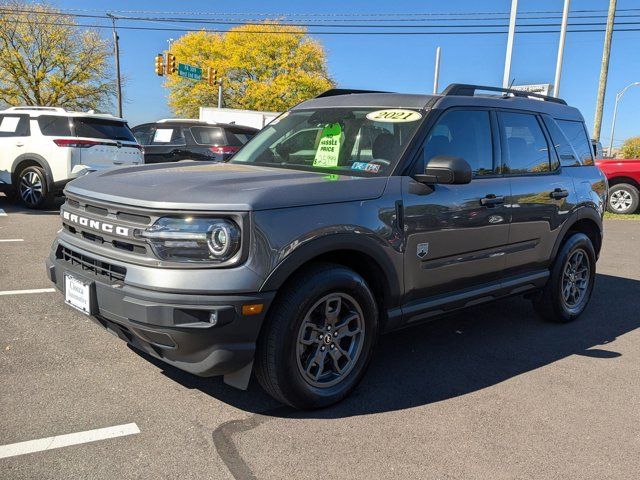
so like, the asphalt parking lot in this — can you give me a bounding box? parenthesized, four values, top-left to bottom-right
(1, 195, 639, 480)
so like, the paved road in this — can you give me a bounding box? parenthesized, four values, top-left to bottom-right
(1, 195, 639, 479)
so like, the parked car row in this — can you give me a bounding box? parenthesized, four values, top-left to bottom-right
(0, 105, 637, 216)
(0, 107, 257, 208)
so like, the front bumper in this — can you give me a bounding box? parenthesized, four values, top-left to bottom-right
(46, 250, 275, 378)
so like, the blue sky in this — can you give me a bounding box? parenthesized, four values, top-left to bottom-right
(51, 0, 640, 147)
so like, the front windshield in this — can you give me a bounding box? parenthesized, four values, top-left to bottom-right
(230, 107, 424, 176)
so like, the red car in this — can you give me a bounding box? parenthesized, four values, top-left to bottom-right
(595, 158, 640, 214)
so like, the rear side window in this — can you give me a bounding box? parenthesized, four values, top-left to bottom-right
(556, 120, 594, 165)
(0, 115, 29, 137)
(542, 116, 579, 167)
(38, 115, 72, 136)
(151, 127, 185, 145)
(225, 128, 256, 146)
(190, 126, 226, 145)
(500, 112, 551, 174)
(422, 109, 494, 176)
(74, 118, 135, 142)
(132, 125, 154, 145)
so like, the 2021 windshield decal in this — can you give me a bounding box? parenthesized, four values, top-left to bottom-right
(366, 109, 422, 123)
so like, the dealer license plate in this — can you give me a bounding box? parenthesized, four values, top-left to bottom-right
(64, 274, 91, 315)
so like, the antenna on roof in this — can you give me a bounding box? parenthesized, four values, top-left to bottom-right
(504, 78, 516, 98)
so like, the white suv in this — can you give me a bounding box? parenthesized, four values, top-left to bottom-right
(0, 107, 143, 209)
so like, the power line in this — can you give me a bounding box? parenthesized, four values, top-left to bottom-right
(2, 8, 640, 30)
(4, 18, 640, 35)
(8, 6, 640, 16)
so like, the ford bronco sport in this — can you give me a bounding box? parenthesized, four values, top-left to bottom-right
(47, 84, 607, 409)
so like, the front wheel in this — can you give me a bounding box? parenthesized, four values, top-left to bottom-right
(607, 183, 639, 214)
(17, 166, 54, 209)
(533, 233, 596, 323)
(255, 264, 378, 409)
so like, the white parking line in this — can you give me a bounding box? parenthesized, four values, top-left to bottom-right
(0, 423, 140, 459)
(0, 209, 6, 216)
(0, 288, 56, 296)
(0, 239, 23, 243)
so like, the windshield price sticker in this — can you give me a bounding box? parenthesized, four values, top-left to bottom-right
(313, 123, 343, 168)
(366, 109, 422, 123)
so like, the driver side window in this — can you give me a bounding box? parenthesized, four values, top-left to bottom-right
(421, 109, 494, 176)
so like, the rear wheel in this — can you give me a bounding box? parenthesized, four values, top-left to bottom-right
(607, 183, 639, 214)
(255, 263, 378, 409)
(16, 166, 54, 209)
(533, 233, 596, 323)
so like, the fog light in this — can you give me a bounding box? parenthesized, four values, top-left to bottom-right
(242, 304, 264, 316)
(209, 311, 219, 325)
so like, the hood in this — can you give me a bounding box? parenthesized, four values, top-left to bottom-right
(65, 162, 389, 211)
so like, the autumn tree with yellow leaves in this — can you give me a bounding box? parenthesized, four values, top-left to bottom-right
(0, 1, 114, 110)
(166, 23, 334, 117)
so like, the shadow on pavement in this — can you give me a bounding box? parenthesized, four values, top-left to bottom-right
(0, 194, 64, 215)
(133, 272, 640, 418)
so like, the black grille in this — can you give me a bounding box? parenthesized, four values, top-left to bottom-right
(57, 245, 126, 283)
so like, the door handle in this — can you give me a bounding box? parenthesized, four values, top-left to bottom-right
(15, 142, 24, 147)
(480, 194, 505, 207)
(550, 188, 569, 199)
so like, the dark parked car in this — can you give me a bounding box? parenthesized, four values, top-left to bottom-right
(131, 119, 257, 163)
(48, 84, 607, 409)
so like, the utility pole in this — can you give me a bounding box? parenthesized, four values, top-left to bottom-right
(608, 82, 640, 156)
(433, 46, 441, 94)
(503, 0, 518, 88)
(593, 0, 617, 142)
(553, 0, 570, 97)
(107, 13, 123, 118)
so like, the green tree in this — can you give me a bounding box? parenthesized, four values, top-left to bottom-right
(621, 136, 640, 158)
(0, 1, 114, 110)
(166, 22, 334, 117)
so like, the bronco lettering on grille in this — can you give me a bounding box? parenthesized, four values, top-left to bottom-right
(62, 210, 130, 237)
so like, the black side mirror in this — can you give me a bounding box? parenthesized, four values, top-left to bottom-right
(413, 155, 472, 185)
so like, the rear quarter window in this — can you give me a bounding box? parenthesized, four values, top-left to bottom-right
(225, 128, 256, 146)
(190, 126, 226, 145)
(74, 117, 136, 142)
(556, 119, 594, 165)
(38, 115, 72, 136)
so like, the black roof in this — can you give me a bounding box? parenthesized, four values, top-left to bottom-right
(294, 84, 584, 121)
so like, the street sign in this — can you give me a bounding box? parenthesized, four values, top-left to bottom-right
(511, 84, 553, 96)
(178, 63, 202, 81)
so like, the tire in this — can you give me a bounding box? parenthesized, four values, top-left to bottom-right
(16, 165, 54, 209)
(607, 183, 639, 214)
(255, 263, 379, 409)
(533, 233, 596, 323)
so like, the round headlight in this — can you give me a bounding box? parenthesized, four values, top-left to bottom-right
(208, 223, 232, 256)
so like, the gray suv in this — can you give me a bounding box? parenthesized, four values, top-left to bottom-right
(46, 84, 607, 409)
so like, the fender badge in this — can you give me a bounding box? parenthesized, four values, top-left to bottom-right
(417, 243, 429, 259)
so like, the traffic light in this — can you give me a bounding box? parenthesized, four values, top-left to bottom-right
(166, 53, 176, 75)
(154, 54, 164, 76)
(208, 68, 218, 86)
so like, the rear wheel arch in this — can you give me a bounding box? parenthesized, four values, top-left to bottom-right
(607, 176, 640, 190)
(551, 213, 602, 262)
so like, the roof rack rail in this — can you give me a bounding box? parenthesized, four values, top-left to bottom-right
(441, 83, 567, 105)
(4, 106, 67, 112)
(315, 88, 391, 98)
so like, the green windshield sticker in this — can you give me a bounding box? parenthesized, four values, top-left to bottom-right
(313, 123, 342, 168)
